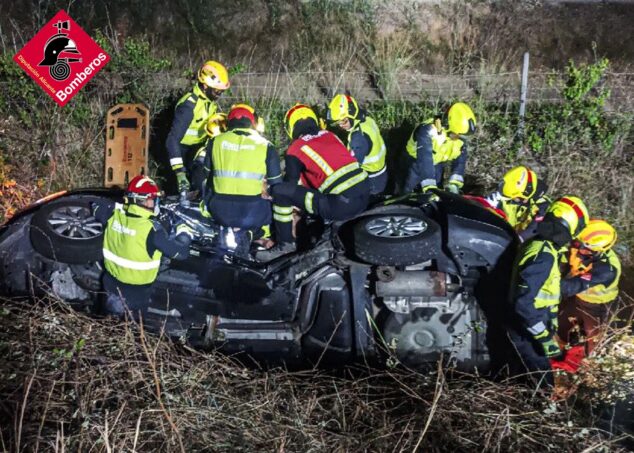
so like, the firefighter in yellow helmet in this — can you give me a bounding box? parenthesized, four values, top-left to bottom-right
(485, 166, 552, 241)
(403, 102, 476, 194)
(508, 196, 589, 384)
(327, 94, 387, 195)
(558, 219, 621, 354)
(166, 60, 230, 193)
(259, 103, 369, 260)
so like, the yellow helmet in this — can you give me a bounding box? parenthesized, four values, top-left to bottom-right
(284, 103, 318, 138)
(545, 196, 589, 238)
(327, 94, 359, 122)
(205, 112, 227, 137)
(447, 102, 476, 135)
(500, 166, 537, 200)
(197, 60, 230, 90)
(578, 219, 617, 253)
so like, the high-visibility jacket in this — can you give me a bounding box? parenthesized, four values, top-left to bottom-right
(349, 116, 386, 174)
(405, 119, 465, 165)
(103, 203, 162, 285)
(517, 239, 561, 309)
(287, 130, 367, 194)
(569, 248, 621, 304)
(176, 84, 217, 147)
(211, 128, 269, 196)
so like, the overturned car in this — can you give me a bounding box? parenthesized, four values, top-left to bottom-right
(0, 189, 517, 370)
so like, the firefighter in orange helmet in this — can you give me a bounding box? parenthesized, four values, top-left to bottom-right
(558, 219, 621, 354)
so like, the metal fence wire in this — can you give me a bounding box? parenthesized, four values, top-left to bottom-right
(223, 70, 634, 112)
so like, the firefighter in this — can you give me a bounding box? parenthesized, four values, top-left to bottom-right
(166, 60, 230, 193)
(93, 175, 194, 318)
(402, 102, 476, 194)
(559, 219, 621, 354)
(485, 166, 552, 241)
(260, 104, 370, 260)
(508, 196, 589, 381)
(327, 94, 388, 195)
(195, 103, 283, 258)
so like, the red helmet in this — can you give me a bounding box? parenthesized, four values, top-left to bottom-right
(126, 175, 162, 200)
(227, 103, 257, 128)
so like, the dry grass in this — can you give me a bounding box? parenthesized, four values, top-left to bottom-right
(0, 294, 632, 452)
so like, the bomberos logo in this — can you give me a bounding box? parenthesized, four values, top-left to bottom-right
(13, 10, 110, 107)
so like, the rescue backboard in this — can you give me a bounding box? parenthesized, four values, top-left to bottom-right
(104, 104, 149, 188)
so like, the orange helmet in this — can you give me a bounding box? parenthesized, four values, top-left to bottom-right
(578, 219, 617, 253)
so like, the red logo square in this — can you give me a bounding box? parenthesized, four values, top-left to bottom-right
(13, 10, 110, 107)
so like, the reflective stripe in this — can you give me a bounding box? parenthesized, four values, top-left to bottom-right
(103, 249, 161, 270)
(368, 166, 387, 178)
(528, 321, 547, 336)
(330, 171, 368, 195)
(301, 145, 333, 175)
(213, 170, 264, 181)
(320, 162, 360, 192)
(305, 192, 315, 214)
(421, 178, 437, 187)
(170, 157, 184, 166)
(534, 288, 560, 308)
(185, 128, 200, 136)
(362, 144, 386, 164)
(535, 290, 559, 300)
(273, 205, 293, 214)
(273, 213, 293, 222)
(449, 174, 464, 184)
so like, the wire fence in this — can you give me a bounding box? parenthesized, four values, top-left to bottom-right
(221, 70, 634, 111)
(3, 69, 633, 111)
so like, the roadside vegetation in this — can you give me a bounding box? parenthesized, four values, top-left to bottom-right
(1, 295, 633, 451)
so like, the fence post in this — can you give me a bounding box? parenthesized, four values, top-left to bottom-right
(517, 52, 530, 138)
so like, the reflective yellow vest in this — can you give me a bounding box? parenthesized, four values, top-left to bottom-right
(405, 119, 464, 164)
(518, 239, 561, 309)
(176, 84, 218, 146)
(576, 249, 621, 304)
(349, 116, 386, 173)
(103, 203, 162, 285)
(211, 128, 269, 196)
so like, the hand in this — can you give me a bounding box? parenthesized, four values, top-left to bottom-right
(176, 172, 190, 193)
(421, 184, 438, 193)
(446, 175, 464, 194)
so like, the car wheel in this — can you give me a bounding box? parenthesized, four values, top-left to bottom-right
(353, 211, 441, 265)
(30, 198, 104, 264)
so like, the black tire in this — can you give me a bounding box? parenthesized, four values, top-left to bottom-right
(30, 198, 104, 264)
(353, 211, 441, 265)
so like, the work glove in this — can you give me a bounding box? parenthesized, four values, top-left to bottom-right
(446, 175, 464, 194)
(445, 182, 461, 194)
(534, 329, 564, 359)
(175, 222, 195, 240)
(176, 171, 190, 193)
(421, 184, 438, 193)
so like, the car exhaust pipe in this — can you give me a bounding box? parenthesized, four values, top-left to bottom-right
(376, 270, 455, 297)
